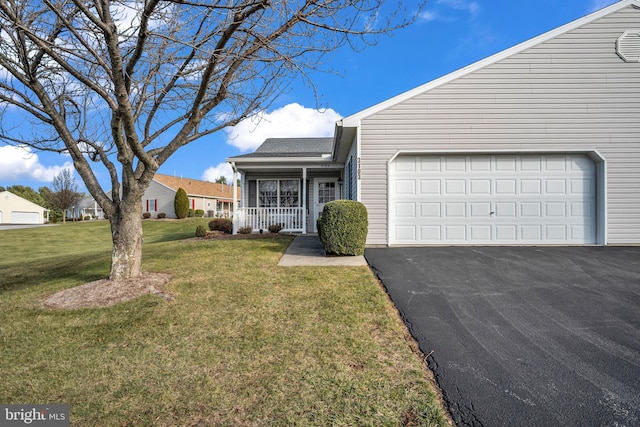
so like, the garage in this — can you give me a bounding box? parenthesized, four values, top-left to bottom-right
(11, 211, 42, 224)
(390, 154, 598, 245)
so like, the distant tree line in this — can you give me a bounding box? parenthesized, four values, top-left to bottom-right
(1, 170, 84, 223)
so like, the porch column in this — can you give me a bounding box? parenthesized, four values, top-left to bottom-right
(231, 162, 238, 234)
(302, 167, 307, 234)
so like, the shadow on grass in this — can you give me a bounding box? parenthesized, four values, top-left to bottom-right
(0, 252, 110, 295)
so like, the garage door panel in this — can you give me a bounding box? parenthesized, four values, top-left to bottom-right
(470, 225, 492, 241)
(546, 225, 568, 240)
(420, 226, 441, 241)
(395, 179, 416, 194)
(445, 225, 466, 240)
(545, 202, 567, 217)
(496, 156, 517, 171)
(419, 157, 441, 172)
(420, 203, 441, 217)
(420, 180, 440, 194)
(545, 179, 566, 194)
(445, 180, 465, 194)
(496, 179, 516, 194)
(445, 157, 466, 171)
(496, 225, 517, 240)
(390, 154, 597, 245)
(395, 202, 416, 218)
(470, 179, 491, 194)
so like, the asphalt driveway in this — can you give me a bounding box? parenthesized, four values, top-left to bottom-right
(365, 246, 640, 427)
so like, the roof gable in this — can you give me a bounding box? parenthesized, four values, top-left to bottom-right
(0, 191, 47, 211)
(341, 0, 640, 127)
(152, 174, 239, 200)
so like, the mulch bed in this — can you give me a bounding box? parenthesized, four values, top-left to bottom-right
(41, 273, 174, 310)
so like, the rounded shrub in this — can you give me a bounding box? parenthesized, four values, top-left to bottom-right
(317, 200, 368, 256)
(208, 218, 233, 234)
(268, 223, 284, 233)
(157, 212, 166, 219)
(195, 209, 205, 217)
(142, 212, 151, 219)
(174, 188, 189, 219)
(195, 224, 207, 237)
(238, 226, 253, 234)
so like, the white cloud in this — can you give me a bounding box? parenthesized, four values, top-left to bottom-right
(201, 162, 234, 184)
(421, 0, 480, 22)
(419, 11, 439, 22)
(588, 0, 618, 13)
(437, 0, 479, 13)
(224, 103, 342, 152)
(0, 145, 73, 182)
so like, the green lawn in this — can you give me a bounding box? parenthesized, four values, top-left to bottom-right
(0, 219, 449, 426)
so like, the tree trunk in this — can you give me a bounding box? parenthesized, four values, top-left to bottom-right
(109, 202, 143, 280)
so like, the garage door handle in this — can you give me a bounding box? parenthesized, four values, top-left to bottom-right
(490, 211, 495, 216)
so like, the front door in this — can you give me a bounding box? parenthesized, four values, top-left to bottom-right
(314, 178, 339, 232)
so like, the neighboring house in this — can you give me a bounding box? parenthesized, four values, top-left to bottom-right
(71, 195, 104, 220)
(142, 173, 240, 218)
(0, 191, 49, 224)
(229, 0, 640, 245)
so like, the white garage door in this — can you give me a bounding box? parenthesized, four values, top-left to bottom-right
(11, 211, 41, 224)
(390, 154, 597, 245)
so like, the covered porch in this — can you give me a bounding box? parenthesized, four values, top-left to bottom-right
(230, 165, 344, 234)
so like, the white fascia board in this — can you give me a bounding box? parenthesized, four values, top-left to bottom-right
(228, 157, 334, 164)
(233, 163, 344, 170)
(341, 0, 640, 127)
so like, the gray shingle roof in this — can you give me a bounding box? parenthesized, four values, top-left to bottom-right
(231, 137, 333, 158)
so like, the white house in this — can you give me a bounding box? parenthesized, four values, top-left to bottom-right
(229, 0, 640, 246)
(0, 191, 48, 224)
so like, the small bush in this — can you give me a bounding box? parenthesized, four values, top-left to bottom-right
(195, 225, 208, 237)
(84, 215, 91, 221)
(142, 212, 151, 219)
(195, 209, 205, 218)
(238, 226, 253, 234)
(157, 212, 166, 219)
(317, 200, 368, 256)
(208, 218, 232, 234)
(268, 223, 284, 233)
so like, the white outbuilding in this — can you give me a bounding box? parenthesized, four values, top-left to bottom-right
(0, 191, 48, 224)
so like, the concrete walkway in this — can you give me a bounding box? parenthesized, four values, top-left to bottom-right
(278, 235, 368, 267)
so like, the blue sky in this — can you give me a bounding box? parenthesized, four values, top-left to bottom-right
(0, 0, 619, 192)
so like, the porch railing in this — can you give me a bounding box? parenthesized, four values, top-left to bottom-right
(233, 207, 305, 233)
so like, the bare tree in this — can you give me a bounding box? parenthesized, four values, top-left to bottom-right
(0, 0, 420, 281)
(48, 169, 84, 223)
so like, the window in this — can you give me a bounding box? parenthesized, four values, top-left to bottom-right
(146, 199, 157, 212)
(258, 180, 300, 207)
(318, 182, 337, 204)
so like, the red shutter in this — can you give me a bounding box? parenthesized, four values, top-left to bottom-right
(146, 199, 149, 211)
(191, 199, 195, 209)
(155, 199, 158, 212)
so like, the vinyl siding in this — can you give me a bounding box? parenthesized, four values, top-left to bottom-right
(142, 181, 177, 218)
(359, 5, 640, 245)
